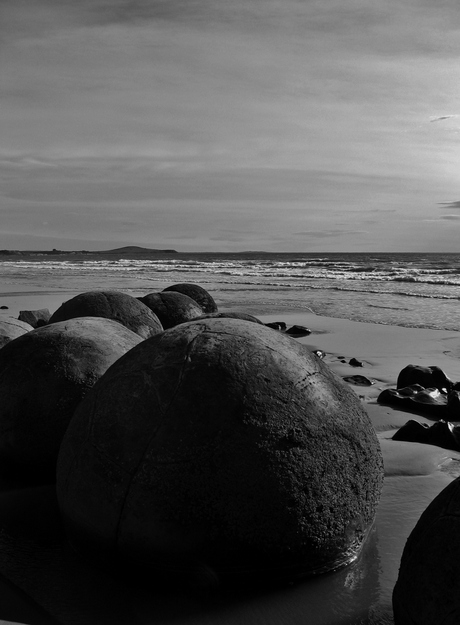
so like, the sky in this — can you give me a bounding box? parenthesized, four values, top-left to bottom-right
(2, 0, 460, 252)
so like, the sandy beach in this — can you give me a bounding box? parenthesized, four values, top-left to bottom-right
(1, 295, 460, 624)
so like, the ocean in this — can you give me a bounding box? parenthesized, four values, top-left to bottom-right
(1, 251, 460, 330)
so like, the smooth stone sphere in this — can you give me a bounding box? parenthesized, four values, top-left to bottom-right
(0, 317, 143, 475)
(139, 292, 203, 329)
(162, 283, 218, 313)
(0, 318, 33, 349)
(57, 318, 383, 585)
(393, 476, 460, 624)
(49, 290, 163, 339)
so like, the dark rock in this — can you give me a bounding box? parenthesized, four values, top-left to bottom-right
(18, 308, 51, 328)
(312, 350, 326, 359)
(349, 358, 363, 367)
(392, 419, 460, 452)
(0, 318, 33, 349)
(378, 386, 460, 419)
(139, 292, 203, 329)
(57, 318, 383, 586)
(163, 283, 218, 314)
(265, 322, 287, 331)
(49, 291, 163, 339)
(285, 325, 311, 337)
(343, 375, 374, 386)
(194, 311, 264, 324)
(0, 317, 143, 477)
(397, 364, 453, 392)
(0, 305, 8, 310)
(393, 476, 460, 623)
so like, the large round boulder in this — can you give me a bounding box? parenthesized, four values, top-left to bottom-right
(393, 476, 460, 624)
(0, 318, 33, 349)
(162, 283, 217, 314)
(139, 292, 203, 329)
(57, 318, 383, 586)
(0, 317, 143, 477)
(49, 291, 163, 339)
(194, 311, 264, 324)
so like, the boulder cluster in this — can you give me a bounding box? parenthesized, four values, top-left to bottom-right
(0, 283, 383, 587)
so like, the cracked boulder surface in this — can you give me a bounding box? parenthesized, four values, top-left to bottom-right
(139, 291, 203, 329)
(0, 318, 33, 349)
(49, 290, 163, 339)
(56, 318, 383, 586)
(0, 317, 143, 478)
(162, 283, 218, 314)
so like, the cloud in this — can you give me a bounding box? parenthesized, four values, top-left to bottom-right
(292, 230, 369, 239)
(438, 201, 460, 209)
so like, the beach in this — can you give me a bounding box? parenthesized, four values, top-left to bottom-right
(1, 284, 460, 624)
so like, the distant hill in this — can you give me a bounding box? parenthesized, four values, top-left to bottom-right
(102, 246, 177, 254)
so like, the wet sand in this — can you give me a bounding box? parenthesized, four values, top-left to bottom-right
(1, 300, 460, 624)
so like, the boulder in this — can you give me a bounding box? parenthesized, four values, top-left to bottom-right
(265, 322, 287, 331)
(139, 292, 203, 329)
(57, 318, 383, 586)
(163, 283, 218, 314)
(0, 317, 143, 477)
(349, 358, 364, 367)
(393, 476, 460, 624)
(397, 364, 453, 392)
(49, 291, 163, 339)
(18, 308, 51, 328)
(0, 318, 33, 349)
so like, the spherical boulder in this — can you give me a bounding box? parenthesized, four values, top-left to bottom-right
(0, 317, 143, 476)
(49, 291, 163, 339)
(393, 476, 460, 624)
(139, 292, 203, 329)
(163, 283, 217, 314)
(57, 318, 383, 585)
(0, 318, 33, 349)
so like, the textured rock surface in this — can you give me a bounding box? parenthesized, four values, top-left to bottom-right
(393, 476, 460, 624)
(18, 308, 51, 328)
(139, 292, 203, 329)
(49, 291, 163, 339)
(57, 318, 383, 585)
(0, 317, 143, 475)
(0, 318, 33, 349)
(194, 311, 264, 324)
(162, 283, 218, 313)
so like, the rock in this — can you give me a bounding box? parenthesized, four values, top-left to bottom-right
(285, 325, 311, 337)
(377, 386, 460, 419)
(0, 305, 8, 310)
(343, 375, 374, 386)
(392, 419, 460, 452)
(397, 364, 453, 392)
(194, 311, 264, 324)
(349, 358, 363, 367)
(18, 308, 51, 328)
(265, 322, 287, 331)
(393, 476, 460, 624)
(312, 350, 326, 359)
(0, 317, 143, 477)
(57, 318, 383, 586)
(162, 283, 218, 314)
(49, 291, 163, 339)
(138, 292, 203, 329)
(0, 318, 33, 349)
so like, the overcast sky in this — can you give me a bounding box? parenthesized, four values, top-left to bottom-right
(2, 0, 460, 252)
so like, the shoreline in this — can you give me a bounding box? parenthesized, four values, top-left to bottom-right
(1, 294, 460, 623)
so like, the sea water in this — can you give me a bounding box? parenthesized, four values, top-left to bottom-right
(1, 251, 459, 623)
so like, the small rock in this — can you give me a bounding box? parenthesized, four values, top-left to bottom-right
(265, 322, 287, 331)
(312, 350, 326, 359)
(343, 375, 374, 386)
(285, 325, 311, 337)
(349, 358, 363, 367)
(0, 306, 8, 310)
(19, 308, 51, 329)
